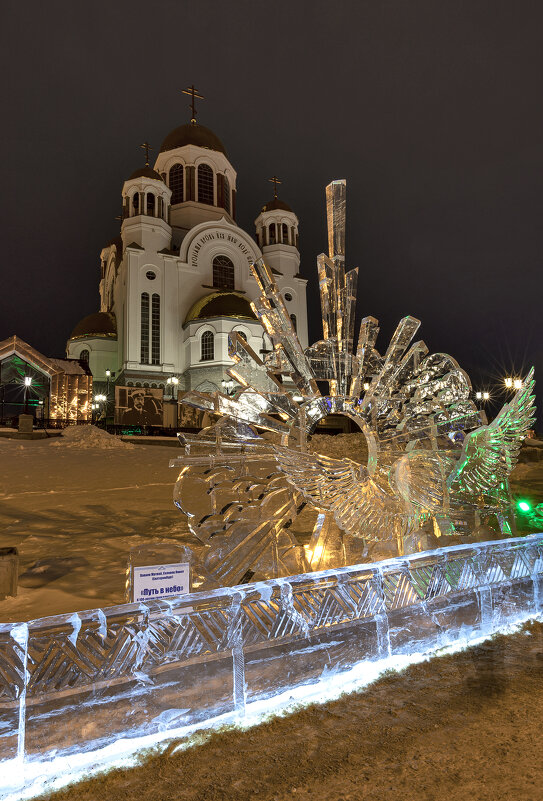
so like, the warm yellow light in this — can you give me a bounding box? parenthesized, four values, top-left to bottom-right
(228, 370, 247, 387)
(513, 379, 522, 390)
(505, 377, 513, 388)
(311, 545, 324, 564)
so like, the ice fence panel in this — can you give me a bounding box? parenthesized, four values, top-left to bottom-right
(0, 534, 542, 779)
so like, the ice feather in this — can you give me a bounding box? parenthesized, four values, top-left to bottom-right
(449, 367, 536, 496)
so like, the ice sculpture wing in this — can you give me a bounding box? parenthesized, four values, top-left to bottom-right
(450, 368, 536, 496)
(273, 446, 409, 541)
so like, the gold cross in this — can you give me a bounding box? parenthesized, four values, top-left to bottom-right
(182, 85, 204, 123)
(268, 175, 282, 199)
(140, 141, 153, 166)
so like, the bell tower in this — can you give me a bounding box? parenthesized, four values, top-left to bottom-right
(120, 142, 172, 252)
(254, 177, 300, 278)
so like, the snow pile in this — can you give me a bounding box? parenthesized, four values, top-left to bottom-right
(51, 425, 134, 449)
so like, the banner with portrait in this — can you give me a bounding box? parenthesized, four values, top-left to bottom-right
(177, 392, 214, 430)
(115, 386, 163, 426)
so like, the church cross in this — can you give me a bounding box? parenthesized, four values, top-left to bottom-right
(268, 175, 282, 199)
(140, 141, 153, 166)
(182, 85, 204, 123)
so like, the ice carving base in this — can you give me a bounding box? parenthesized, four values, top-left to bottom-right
(0, 534, 542, 798)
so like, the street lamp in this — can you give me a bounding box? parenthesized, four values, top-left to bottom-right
(166, 376, 179, 399)
(221, 379, 235, 396)
(24, 376, 32, 414)
(505, 377, 523, 391)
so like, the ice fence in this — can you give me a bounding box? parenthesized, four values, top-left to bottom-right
(1, 533, 542, 793)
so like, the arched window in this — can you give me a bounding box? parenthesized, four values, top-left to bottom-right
(201, 331, 214, 361)
(132, 193, 140, 215)
(80, 349, 89, 363)
(269, 223, 276, 245)
(290, 314, 297, 332)
(146, 193, 155, 216)
(236, 331, 247, 342)
(141, 292, 150, 363)
(213, 255, 235, 290)
(151, 293, 160, 365)
(198, 163, 214, 205)
(224, 176, 231, 215)
(282, 223, 289, 244)
(169, 164, 184, 204)
(157, 197, 164, 219)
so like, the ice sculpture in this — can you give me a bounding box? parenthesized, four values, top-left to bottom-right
(171, 179, 536, 589)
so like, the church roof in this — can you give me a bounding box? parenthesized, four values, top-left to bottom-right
(160, 122, 227, 156)
(128, 166, 164, 182)
(184, 291, 257, 324)
(69, 312, 117, 340)
(261, 198, 294, 213)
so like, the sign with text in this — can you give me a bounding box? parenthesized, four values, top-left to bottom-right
(132, 562, 190, 602)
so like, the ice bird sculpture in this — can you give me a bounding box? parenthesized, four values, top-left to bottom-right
(171, 180, 535, 589)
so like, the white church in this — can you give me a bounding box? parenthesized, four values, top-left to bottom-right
(66, 104, 309, 420)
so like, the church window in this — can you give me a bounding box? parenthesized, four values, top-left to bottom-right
(201, 330, 214, 361)
(141, 292, 150, 363)
(213, 255, 235, 290)
(236, 331, 247, 342)
(146, 271, 156, 280)
(146, 193, 155, 216)
(217, 174, 224, 208)
(291, 226, 295, 245)
(224, 176, 231, 215)
(132, 193, 140, 215)
(187, 166, 195, 201)
(169, 164, 184, 204)
(282, 223, 289, 244)
(151, 293, 160, 365)
(198, 163, 214, 205)
(80, 349, 89, 363)
(269, 223, 276, 245)
(290, 313, 297, 332)
(157, 197, 163, 219)
(284, 292, 293, 302)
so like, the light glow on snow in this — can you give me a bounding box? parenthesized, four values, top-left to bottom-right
(2, 612, 540, 801)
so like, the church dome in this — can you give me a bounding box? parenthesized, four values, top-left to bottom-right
(160, 123, 227, 156)
(184, 291, 257, 324)
(69, 312, 117, 340)
(261, 198, 293, 213)
(128, 165, 164, 182)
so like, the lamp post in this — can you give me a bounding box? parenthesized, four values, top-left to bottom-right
(24, 376, 32, 414)
(94, 394, 107, 423)
(221, 378, 235, 396)
(505, 377, 523, 391)
(166, 376, 179, 399)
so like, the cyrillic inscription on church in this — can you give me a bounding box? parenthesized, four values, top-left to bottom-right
(190, 230, 253, 268)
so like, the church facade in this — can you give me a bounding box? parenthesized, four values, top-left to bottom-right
(66, 118, 308, 420)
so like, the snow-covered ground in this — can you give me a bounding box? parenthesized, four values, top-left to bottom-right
(0, 427, 188, 623)
(0, 426, 540, 625)
(0, 428, 374, 623)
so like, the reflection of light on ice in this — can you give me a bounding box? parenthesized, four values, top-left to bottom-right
(303, 543, 323, 565)
(4, 613, 540, 801)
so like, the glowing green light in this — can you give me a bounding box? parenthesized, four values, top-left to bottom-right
(518, 501, 531, 513)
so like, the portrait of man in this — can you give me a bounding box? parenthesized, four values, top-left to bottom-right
(118, 388, 163, 426)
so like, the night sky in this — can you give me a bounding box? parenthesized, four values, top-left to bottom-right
(2, 1, 542, 420)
